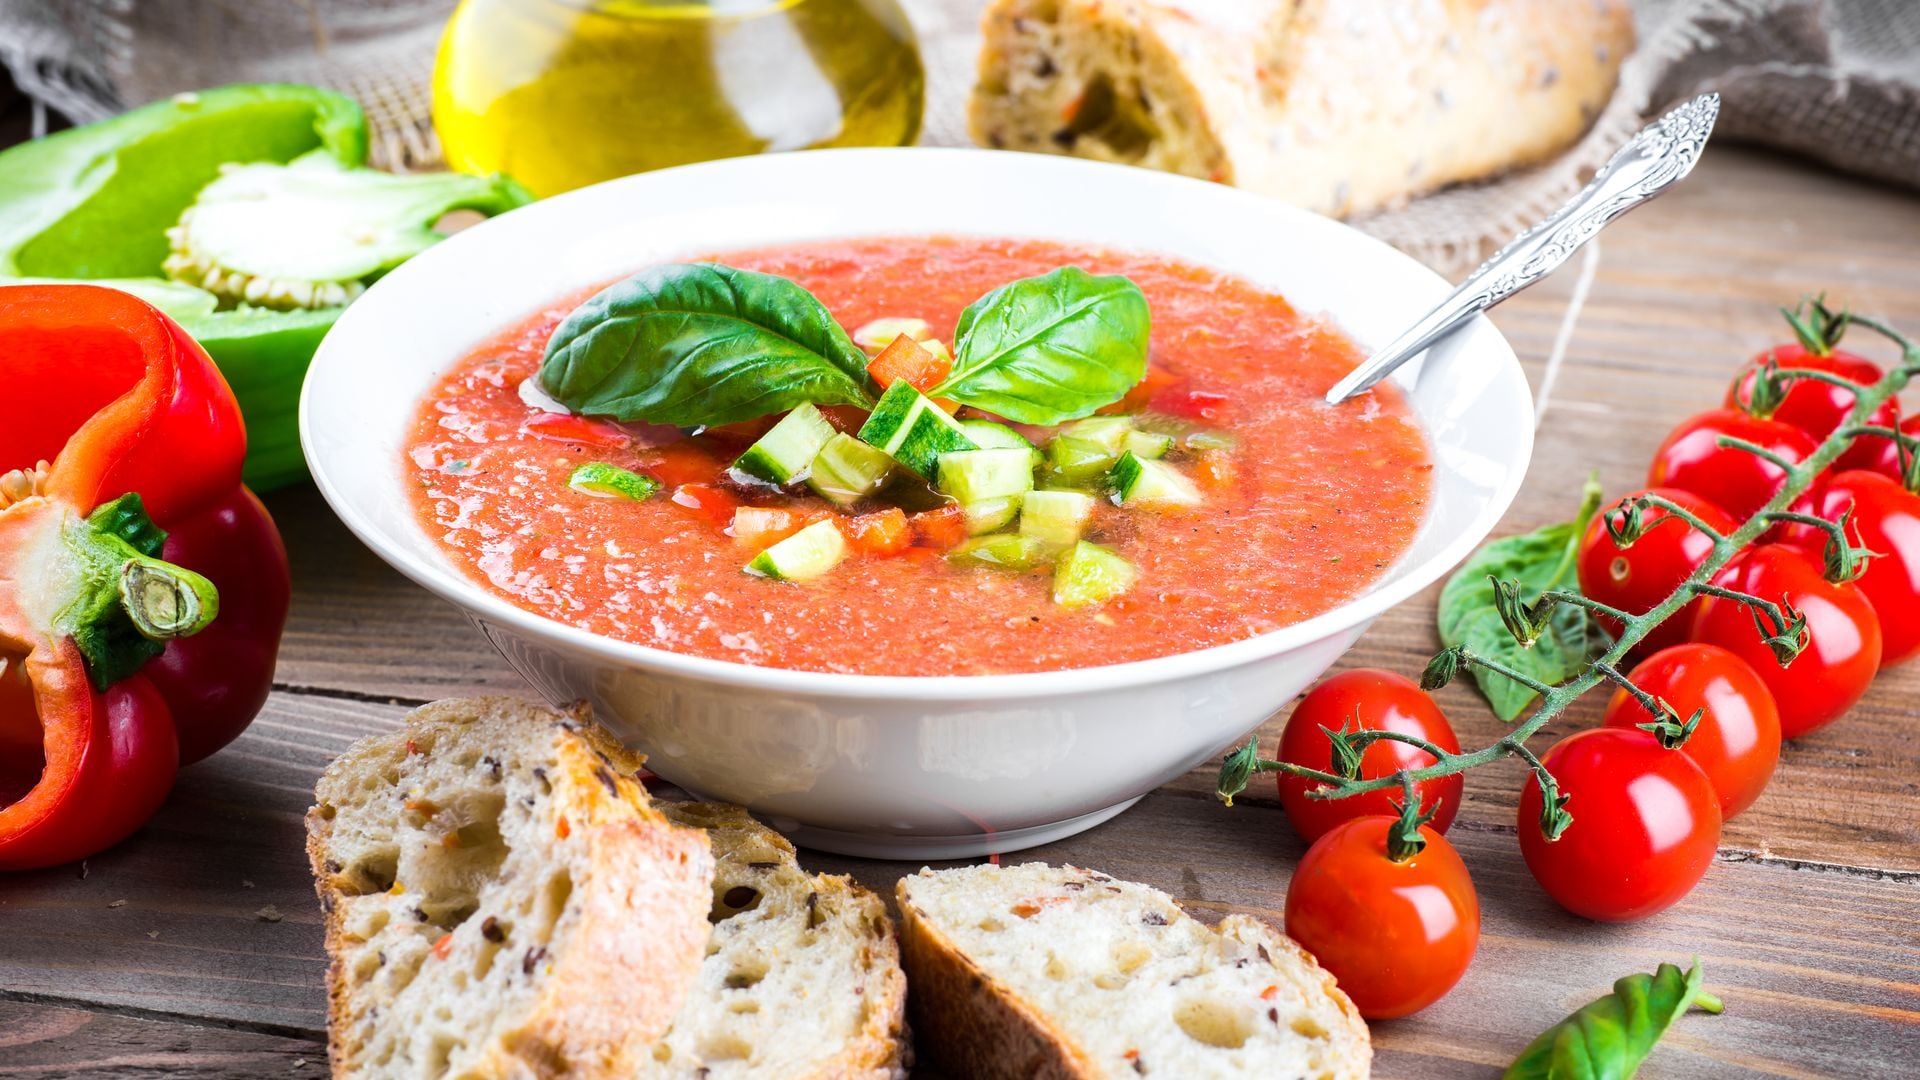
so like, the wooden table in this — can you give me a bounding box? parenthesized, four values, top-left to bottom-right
(4, 147, 1919, 1078)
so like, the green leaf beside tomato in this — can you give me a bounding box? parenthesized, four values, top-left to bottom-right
(1437, 476, 1609, 721)
(1504, 960, 1723, 1080)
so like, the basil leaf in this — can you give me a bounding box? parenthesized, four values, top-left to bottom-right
(1505, 960, 1723, 1080)
(1437, 476, 1606, 721)
(930, 266, 1150, 424)
(539, 262, 877, 426)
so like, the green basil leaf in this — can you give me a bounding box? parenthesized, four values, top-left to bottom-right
(1504, 960, 1724, 1080)
(539, 262, 877, 426)
(930, 266, 1150, 424)
(1437, 476, 1606, 721)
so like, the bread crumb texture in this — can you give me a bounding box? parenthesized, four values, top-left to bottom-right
(898, 862, 1369, 1079)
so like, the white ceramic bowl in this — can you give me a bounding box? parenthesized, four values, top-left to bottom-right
(301, 148, 1531, 859)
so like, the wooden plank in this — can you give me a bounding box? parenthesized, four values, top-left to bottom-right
(0, 694, 1913, 1075)
(0, 1002, 324, 1079)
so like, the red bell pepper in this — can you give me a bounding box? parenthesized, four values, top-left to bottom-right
(0, 285, 290, 870)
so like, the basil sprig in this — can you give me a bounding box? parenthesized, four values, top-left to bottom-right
(1437, 477, 1607, 721)
(1504, 960, 1723, 1079)
(539, 263, 879, 427)
(928, 266, 1150, 424)
(538, 262, 1151, 428)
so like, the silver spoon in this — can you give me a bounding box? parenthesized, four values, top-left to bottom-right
(1325, 92, 1722, 405)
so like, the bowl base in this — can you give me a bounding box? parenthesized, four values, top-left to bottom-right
(746, 796, 1146, 861)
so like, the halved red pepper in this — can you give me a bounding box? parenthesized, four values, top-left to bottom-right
(0, 285, 290, 870)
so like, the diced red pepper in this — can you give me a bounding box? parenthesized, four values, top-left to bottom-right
(670, 484, 741, 530)
(645, 441, 727, 489)
(1151, 386, 1229, 421)
(839, 508, 912, 557)
(521, 412, 632, 449)
(910, 505, 970, 550)
(866, 334, 951, 393)
(1194, 450, 1235, 489)
(1100, 364, 1181, 415)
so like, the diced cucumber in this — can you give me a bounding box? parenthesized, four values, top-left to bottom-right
(806, 432, 895, 506)
(1183, 430, 1236, 452)
(1052, 541, 1137, 608)
(852, 316, 934, 352)
(1111, 451, 1203, 509)
(731, 403, 836, 486)
(732, 506, 798, 545)
(746, 519, 848, 582)
(960, 420, 1036, 452)
(962, 495, 1021, 535)
(1020, 489, 1096, 549)
(1123, 430, 1174, 460)
(937, 448, 1036, 504)
(1046, 435, 1121, 482)
(568, 463, 660, 501)
(857, 382, 978, 478)
(1061, 415, 1135, 453)
(949, 533, 1051, 571)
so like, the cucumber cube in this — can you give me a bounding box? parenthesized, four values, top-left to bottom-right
(1123, 430, 1175, 460)
(1052, 541, 1137, 608)
(1060, 415, 1136, 453)
(807, 433, 895, 506)
(962, 495, 1022, 535)
(961, 420, 1036, 451)
(1045, 435, 1120, 483)
(937, 448, 1036, 505)
(746, 519, 848, 582)
(851, 316, 934, 353)
(1020, 489, 1096, 549)
(949, 533, 1051, 571)
(1111, 451, 1203, 509)
(567, 462, 660, 501)
(732, 403, 836, 486)
(857, 382, 978, 478)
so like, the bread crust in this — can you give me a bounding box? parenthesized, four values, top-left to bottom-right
(307, 697, 714, 1080)
(970, 0, 1635, 218)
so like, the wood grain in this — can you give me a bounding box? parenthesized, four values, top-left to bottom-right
(7, 147, 1920, 1075)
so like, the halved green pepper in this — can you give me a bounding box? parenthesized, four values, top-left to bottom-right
(0, 84, 532, 490)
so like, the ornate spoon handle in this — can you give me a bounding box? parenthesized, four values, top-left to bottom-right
(1324, 92, 1722, 405)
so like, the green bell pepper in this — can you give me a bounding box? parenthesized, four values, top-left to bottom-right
(0, 84, 531, 491)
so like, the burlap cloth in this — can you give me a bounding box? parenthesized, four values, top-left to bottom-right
(4, 0, 1917, 272)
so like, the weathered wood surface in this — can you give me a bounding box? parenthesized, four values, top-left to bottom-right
(5, 148, 1920, 1076)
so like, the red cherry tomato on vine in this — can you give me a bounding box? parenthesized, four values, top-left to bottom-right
(1690, 543, 1880, 737)
(1727, 346, 1897, 473)
(1778, 470, 1920, 667)
(1273, 670, 1463, 842)
(1285, 816, 1479, 1019)
(1647, 409, 1818, 521)
(1600, 644, 1781, 819)
(1863, 415, 1920, 487)
(1577, 488, 1738, 655)
(1517, 728, 1721, 922)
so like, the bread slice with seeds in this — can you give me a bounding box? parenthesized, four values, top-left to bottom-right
(897, 863, 1368, 1079)
(640, 802, 910, 1079)
(307, 697, 715, 1080)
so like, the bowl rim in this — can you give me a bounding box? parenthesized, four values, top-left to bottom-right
(301, 146, 1533, 701)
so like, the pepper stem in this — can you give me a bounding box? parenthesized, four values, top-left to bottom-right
(119, 557, 220, 639)
(57, 494, 222, 690)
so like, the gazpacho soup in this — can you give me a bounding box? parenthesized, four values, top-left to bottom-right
(407, 237, 1432, 676)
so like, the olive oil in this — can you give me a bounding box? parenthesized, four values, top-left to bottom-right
(433, 0, 925, 196)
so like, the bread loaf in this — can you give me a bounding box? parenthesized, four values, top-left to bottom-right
(896, 862, 1369, 1079)
(307, 697, 714, 1080)
(970, 0, 1634, 218)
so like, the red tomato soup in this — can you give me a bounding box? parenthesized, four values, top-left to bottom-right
(406, 237, 1432, 675)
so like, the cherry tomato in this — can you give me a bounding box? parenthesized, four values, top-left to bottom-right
(1779, 470, 1920, 667)
(1728, 346, 1896, 473)
(1647, 409, 1818, 521)
(1577, 488, 1738, 654)
(1273, 670, 1462, 842)
(1517, 728, 1721, 922)
(1690, 544, 1881, 738)
(1864, 415, 1920, 486)
(1285, 816, 1479, 1019)
(1600, 644, 1781, 819)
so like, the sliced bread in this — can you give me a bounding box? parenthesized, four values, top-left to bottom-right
(641, 802, 910, 1079)
(307, 697, 715, 1080)
(897, 862, 1369, 1079)
(970, 0, 1634, 219)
